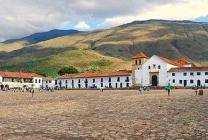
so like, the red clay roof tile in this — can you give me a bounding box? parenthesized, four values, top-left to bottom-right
(0, 71, 42, 79)
(169, 67, 208, 72)
(158, 56, 180, 66)
(132, 52, 148, 59)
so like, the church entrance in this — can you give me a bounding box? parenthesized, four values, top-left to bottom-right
(151, 75, 158, 86)
(184, 80, 187, 87)
(197, 80, 201, 87)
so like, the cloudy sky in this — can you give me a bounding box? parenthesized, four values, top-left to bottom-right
(0, 0, 208, 41)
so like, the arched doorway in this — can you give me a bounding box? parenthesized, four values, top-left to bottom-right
(197, 80, 201, 87)
(0, 84, 3, 90)
(151, 75, 158, 86)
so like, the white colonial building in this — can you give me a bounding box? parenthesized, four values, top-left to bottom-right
(52, 52, 208, 89)
(0, 71, 43, 89)
(42, 77, 56, 89)
(168, 67, 208, 87)
(0, 52, 206, 90)
(56, 70, 132, 89)
(56, 52, 208, 89)
(133, 52, 208, 87)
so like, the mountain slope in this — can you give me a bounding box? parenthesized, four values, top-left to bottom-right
(1, 29, 80, 52)
(37, 20, 208, 61)
(21, 29, 80, 44)
(0, 20, 208, 77)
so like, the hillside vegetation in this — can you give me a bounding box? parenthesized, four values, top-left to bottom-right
(0, 20, 208, 77)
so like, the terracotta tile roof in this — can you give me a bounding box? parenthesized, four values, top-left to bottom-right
(60, 70, 132, 79)
(158, 56, 180, 66)
(177, 57, 190, 64)
(132, 53, 194, 67)
(158, 56, 196, 67)
(169, 67, 208, 72)
(0, 71, 42, 79)
(176, 57, 196, 67)
(42, 77, 54, 80)
(132, 52, 148, 59)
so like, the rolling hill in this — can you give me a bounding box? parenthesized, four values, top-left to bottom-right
(0, 29, 79, 52)
(0, 20, 208, 77)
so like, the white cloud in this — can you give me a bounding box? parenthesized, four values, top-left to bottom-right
(74, 21, 90, 30)
(139, 0, 208, 20)
(104, 0, 208, 26)
(0, 0, 71, 40)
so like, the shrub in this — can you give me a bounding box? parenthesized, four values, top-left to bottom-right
(58, 66, 78, 76)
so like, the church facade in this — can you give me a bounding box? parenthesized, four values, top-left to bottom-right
(133, 52, 208, 87)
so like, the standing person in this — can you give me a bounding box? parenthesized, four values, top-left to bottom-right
(198, 86, 203, 96)
(138, 86, 143, 95)
(194, 86, 198, 95)
(31, 84, 35, 98)
(165, 83, 173, 96)
(100, 87, 104, 92)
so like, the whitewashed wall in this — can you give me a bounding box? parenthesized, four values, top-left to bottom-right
(42, 79, 56, 89)
(0, 82, 34, 88)
(168, 71, 208, 87)
(0, 77, 2, 83)
(135, 55, 177, 86)
(57, 75, 132, 89)
(0, 76, 43, 89)
(32, 77, 43, 89)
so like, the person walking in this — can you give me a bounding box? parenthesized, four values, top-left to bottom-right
(165, 83, 173, 96)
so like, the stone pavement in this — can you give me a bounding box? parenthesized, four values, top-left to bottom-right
(0, 89, 207, 140)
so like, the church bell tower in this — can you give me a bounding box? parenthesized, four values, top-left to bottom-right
(132, 52, 148, 86)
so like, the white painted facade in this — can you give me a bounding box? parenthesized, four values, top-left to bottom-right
(42, 78, 56, 89)
(168, 71, 208, 87)
(55, 54, 208, 89)
(134, 55, 177, 87)
(56, 75, 132, 89)
(0, 76, 43, 89)
(133, 54, 208, 88)
(33, 77, 43, 89)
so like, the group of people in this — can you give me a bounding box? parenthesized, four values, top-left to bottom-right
(137, 83, 173, 95)
(193, 86, 204, 95)
(0, 84, 35, 94)
(41, 85, 55, 92)
(137, 83, 206, 96)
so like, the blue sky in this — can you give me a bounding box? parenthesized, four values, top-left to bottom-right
(0, 0, 208, 41)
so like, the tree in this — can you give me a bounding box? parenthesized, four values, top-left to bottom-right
(58, 66, 78, 76)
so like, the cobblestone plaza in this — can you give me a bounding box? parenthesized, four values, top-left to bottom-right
(0, 89, 207, 139)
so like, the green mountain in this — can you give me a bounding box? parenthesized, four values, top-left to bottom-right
(0, 20, 208, 77)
